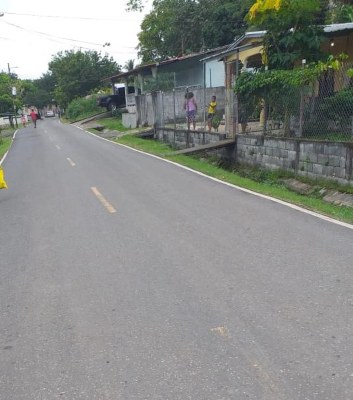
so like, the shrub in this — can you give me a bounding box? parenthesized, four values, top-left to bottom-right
(66, 96, 102, 120)
(319, 87, 353, 129)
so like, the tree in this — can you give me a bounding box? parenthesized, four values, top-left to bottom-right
(21, 73, 56, 109)
(201, 0, 254, 49)
(0, 73, 14, 114)
(247, 0, 326, 69)
(126, 0, 146, 11)
(124, 59, 135, 71)
(135, 0, 253, 63)
(0, 72, 26, 115)
(328, 1, 353, 22)
(48, 50, 120, 107)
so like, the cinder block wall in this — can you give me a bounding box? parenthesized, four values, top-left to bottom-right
(236, 135, 353, 185)
(155, 128, 225, 149)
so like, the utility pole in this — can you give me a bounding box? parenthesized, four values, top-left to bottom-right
(8, 65, 18, 128)
(11, 86, 18, 128)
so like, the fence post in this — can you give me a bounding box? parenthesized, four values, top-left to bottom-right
(173, 89, 176, 131)
(298, 59, 306, 137)
(234, 50, 240, 138)
(185, 87, 190, 148)
(203, 62, 207, 131)
(298, 89, 304, 137)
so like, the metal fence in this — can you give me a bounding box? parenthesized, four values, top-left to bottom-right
(236, 63, 353, 142)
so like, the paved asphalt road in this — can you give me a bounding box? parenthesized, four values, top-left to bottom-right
(1, 118, 353, 400)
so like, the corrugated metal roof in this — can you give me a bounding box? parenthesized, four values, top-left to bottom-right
(324, 22, 353, 33)
(104, 46, 228, 82)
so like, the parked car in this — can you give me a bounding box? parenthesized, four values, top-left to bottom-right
(97, 86, 136, 111)
(45, 110, 55, 117)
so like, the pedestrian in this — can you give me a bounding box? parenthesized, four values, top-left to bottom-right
(30, 109, 38, 128)
(21, 113, 27, 128)
(207, 95, 217, 132)
(184, 92, 197, 130)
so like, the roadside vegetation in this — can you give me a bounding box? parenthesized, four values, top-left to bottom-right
(96, 116, 131, 132)
(0, 128, 15, 160)
(65, 96, 102, 121)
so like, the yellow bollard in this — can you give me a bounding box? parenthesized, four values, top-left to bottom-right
(0, 168, 8, 189)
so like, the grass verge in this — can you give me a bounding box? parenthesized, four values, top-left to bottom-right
(97, 117, 131, 132)
(0, 135, 14, 161)
(116, 134, 353, 225)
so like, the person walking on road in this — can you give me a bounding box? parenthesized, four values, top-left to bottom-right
(21, 114, 27, 128)
(30, 109, 38, 128)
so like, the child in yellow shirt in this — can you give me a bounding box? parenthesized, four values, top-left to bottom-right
(207, 95, 217, 132)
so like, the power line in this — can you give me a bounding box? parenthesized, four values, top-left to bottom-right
(1, 11, 143, 22)
(3, 20, 104, 46)
(1, 20, 138, 49)
(0, 35, 138, 54)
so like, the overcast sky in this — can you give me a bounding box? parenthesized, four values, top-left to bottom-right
(0, 0, 152, 80)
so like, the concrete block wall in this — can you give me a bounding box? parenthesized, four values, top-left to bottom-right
(236, 135, 353, 185)
(155, 128, 224, 149)
(298, 142, 349, 181)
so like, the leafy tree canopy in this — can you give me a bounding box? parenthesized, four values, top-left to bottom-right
(48, 50, 120, 107)
(0, 72, 29, 114)
(21, 73, 56, 109)
(328, 1, 353, 23)
(247, 0, 327, 69)
(135, 0, 253, 63)
(126, 0, 145, 11)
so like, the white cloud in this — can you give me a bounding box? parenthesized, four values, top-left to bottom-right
(0, 0, 152, 80)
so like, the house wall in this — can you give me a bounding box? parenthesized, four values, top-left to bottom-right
(227, 44, 263, 65)
(322, 31, 353, 59)
(204, 60, 225, 88)
(175, 66, 203, 87)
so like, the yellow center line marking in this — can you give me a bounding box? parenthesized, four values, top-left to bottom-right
(91, 187, 117, 214)
(211, 326, 230, 338)
(66, 157, 76, 166)
(55, 145, 61, 150)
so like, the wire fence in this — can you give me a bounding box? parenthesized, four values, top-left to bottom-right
(236, 63, 353, 142)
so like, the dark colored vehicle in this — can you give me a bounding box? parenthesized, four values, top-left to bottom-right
(97, 86, 136, 111)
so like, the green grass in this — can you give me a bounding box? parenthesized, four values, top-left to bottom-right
(0, 135, 13, 160)
(98, 117, 131, 132)
(116, 134, 353, 224)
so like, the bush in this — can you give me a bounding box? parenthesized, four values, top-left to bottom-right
(66, 96, 102, 120)
(319, 88, 353, 129)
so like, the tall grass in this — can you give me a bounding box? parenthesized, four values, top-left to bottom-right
(66, 96, 102, 121)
